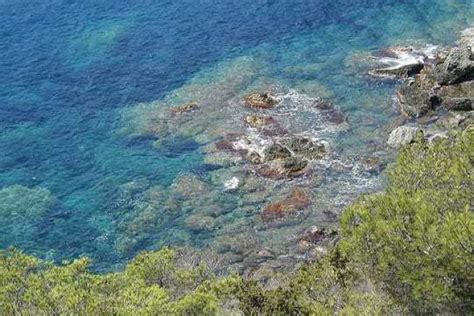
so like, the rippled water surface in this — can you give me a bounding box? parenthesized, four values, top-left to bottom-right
(0, 0, 472, 272)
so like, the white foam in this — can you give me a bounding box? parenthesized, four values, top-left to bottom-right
(232, 132, 272, 157)
(378, 49, 424, 70)
(375, 45, 439, 72)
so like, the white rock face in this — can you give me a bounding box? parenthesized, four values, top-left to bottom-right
(459, 27, 474, 53)
(387, 126, 422, 148)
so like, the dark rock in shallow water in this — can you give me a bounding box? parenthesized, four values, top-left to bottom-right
(397, 72, 474, 117)
(280, 136, 326, 160)
(300, 226, 337, 244)
(282, 156, 308, 174)
(370, 62, 424, 78)
(257, 157, 308, 179)
(386, 31, 473, 118)
(434, 45, 474, 85)
(184, 214, 215, 232)
(263, 143, 292, 161)
(325, 109, 346, 124)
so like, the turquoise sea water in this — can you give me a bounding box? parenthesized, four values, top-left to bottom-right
(0, 0, 472, 272)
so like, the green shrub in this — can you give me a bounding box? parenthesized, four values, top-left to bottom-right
(0, 248, 232, 315)
(340, 127, 473, 313)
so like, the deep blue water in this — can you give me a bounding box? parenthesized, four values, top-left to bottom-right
(0, 0, 472, 270)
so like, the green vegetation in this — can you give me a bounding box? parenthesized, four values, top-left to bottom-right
(1, 127, 472, 315)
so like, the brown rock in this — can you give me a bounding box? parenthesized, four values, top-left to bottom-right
(244, 92, 279, 109)
(261, 188, 311, 222)
(170, 102, 199, 114)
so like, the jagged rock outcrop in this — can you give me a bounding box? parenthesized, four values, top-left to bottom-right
(395, 29, 473, 118)
(434, 45, 474, 85)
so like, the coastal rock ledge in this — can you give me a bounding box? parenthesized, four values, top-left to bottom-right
(395, 29, 474, 118)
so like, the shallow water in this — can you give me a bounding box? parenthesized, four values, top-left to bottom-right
(0, 0, 472, 272)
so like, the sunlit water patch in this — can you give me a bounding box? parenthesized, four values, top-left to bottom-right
(0, 0, 472, 272)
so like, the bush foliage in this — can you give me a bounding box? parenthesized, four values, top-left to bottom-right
(1, 127, 472, 315)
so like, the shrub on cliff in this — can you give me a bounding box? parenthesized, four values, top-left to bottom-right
(340, 126, 473, 313)
(0, 247, 240, 315)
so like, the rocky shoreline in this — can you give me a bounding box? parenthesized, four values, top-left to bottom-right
(367, 28, 473, 148)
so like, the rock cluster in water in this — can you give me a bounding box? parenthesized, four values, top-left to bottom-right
(117, 55, 386, 276)
(395, 29, 473, 119)
(363, 28, 473, 147)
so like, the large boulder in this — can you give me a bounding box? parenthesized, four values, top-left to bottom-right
(396, 72, 440, 117)
(439, 81, 474, 111)
(434, 45, 474, 85)
(387, 126, 423, 148)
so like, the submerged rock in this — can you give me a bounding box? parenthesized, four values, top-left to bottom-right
(387, 126, 423, 148)
(171, 174, 209, 198)
(0, 185, 54, 220)
(244, 92, 279, 109)
(261, 188, 311, 222)
(185, 214, 216, 232)
(260, 136, 327, 163)
(170, 102, 199, 114)
(257, 157, 308, 179)
(281, 156, 309, 174)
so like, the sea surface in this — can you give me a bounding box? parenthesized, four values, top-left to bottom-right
(0, 0, 472, 272)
